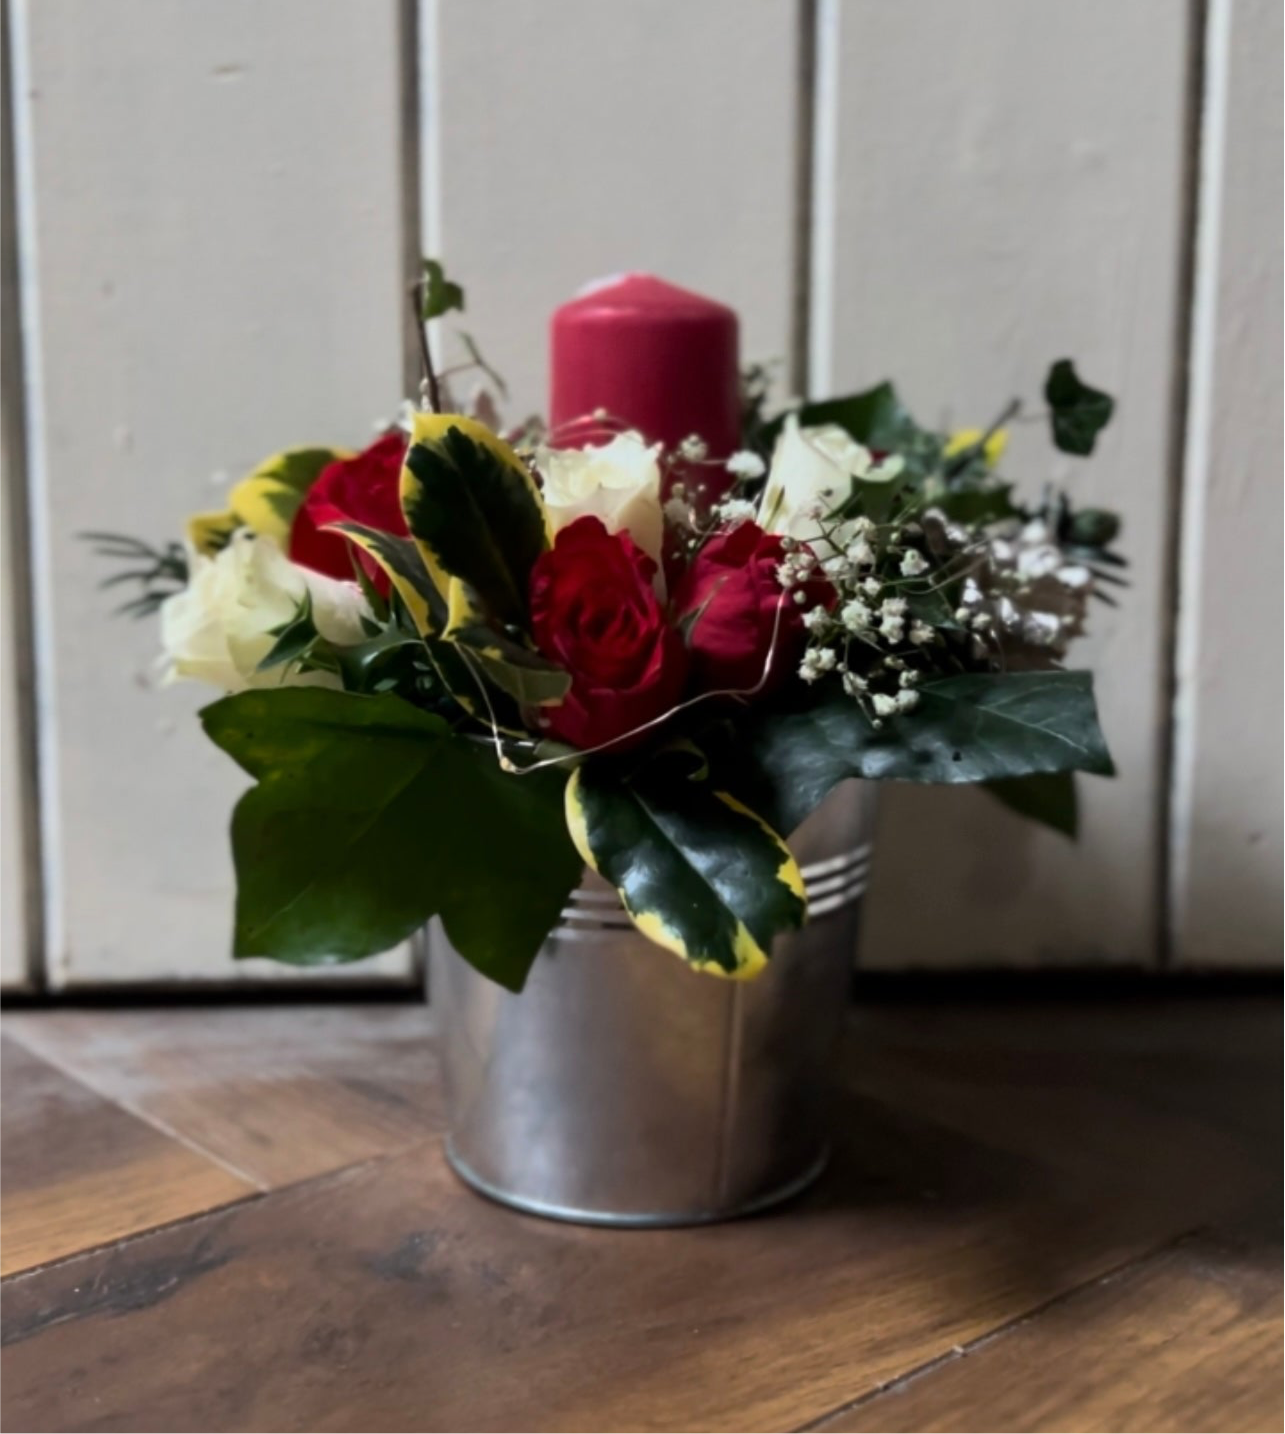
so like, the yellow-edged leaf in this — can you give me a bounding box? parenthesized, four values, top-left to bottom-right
(187, 509, 241, 556)
(228, 447, 349, 543)
(326, 522, 444, 637)
(565, 759, 806, 979)
(400, 413, 549, 626)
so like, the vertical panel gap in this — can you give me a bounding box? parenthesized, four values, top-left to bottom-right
(1, 0, 47, 988)
(1158, 0, 1217, 971)
(806, 0, 840, 401)
(789, 0, 818, 400)
(399, 0, 424, 402)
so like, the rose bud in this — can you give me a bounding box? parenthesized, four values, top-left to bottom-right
(530, 516, 688, 751)
(674, 522, 834, 693)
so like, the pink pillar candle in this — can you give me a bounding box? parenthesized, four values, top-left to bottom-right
(548, 274, 741, 468)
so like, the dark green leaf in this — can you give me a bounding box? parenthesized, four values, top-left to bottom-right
(1045, 359, 1115, 456)
(905, 585, 962, 631)
(402, 419, 547, 629)
(327, 632, 431, 695)
(935, 483, 1021, 525)
(568, 756, 805, 976)
(200, 689, 580, 990)
(421, 258, 465, 320)
(731, 670, 1114, 836)
(329, 521, 446, 636)
(762, 382, 912, 449)
(985, 771, 1079, 838)
(1064, 506, 1121, 548)
(257, 592, 318, 673)
(447, 623, 571, 707)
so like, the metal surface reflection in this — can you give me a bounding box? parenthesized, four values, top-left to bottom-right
(431, 781, 877, 1226)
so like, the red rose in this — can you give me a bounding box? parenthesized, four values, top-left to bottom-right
(674, 522, 833, 692)
(290, 431, 408, 586)
(530, 517, 688, 751)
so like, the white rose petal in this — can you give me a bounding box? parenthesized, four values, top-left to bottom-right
(160, 532, 371, 693)
(535, 430, 664, 564)
(760, 416, 876, 555)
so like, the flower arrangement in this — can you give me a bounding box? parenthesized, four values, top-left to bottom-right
(94, 265, 1122, 991)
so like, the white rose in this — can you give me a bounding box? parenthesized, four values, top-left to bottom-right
(535, 430, 664, 564)
(160, 531, 371, 692)
(759, 416, 875, 554)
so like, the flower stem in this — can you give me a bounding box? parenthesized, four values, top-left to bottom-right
(409, 285, 443, 413)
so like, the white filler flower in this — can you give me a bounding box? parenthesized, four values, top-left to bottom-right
(160, 531, 371, 693)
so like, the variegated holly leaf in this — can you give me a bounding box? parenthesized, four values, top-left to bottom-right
(445, 623, 571, 707)
(201, 688, 580, 990)
(400, 413, 548, 629)
(327, 522, 446, 637)
(225, 447, 345, 546)
(565, 756, 806, 979)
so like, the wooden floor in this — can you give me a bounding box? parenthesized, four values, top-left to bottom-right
(0, 997, 1279, 1433)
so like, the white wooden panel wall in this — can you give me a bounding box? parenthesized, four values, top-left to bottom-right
(10, 0, 414, 985)
(428, 0, 801, 421)
(816, 0, 1194, 968)
(3, 8, 34, 990)
(1171, 0, 1283, 968)
(3, 1, 1278, 988)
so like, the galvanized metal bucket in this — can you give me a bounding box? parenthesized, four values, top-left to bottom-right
(430, 780, 876, 1226)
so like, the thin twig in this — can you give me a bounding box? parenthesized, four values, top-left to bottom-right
(409, 284, 442, 413)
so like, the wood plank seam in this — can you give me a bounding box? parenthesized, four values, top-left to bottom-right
(0, 1127, 445, 1287)
(3, 1025, 269, 1192)
(0, 1184, 266, 1289)
(793, 1227, 1211, 1433)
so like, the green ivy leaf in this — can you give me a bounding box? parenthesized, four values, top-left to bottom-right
(200, 689, 580, 990)
(985, 771, 1079, 838)
(566, 755, 806, 977)
(730, 670, 1114, 836)
(1045, 360, 1115, 456)
(421, 258, 465, 321)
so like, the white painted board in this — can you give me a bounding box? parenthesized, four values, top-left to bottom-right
(429, 0, 801, 420)
(3, 19, 32, 991)
(13, 0, 414, 984)
(1171, 0, 1283, 968)
(815, 0, 1192, 967)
